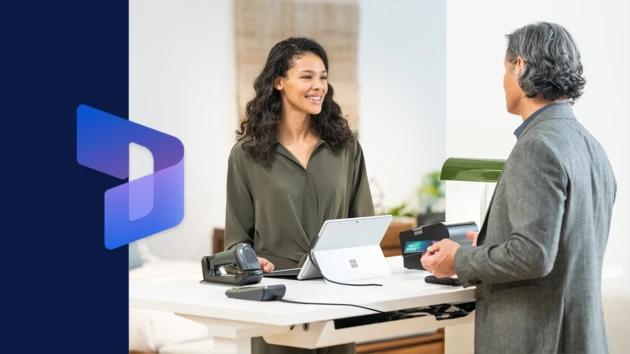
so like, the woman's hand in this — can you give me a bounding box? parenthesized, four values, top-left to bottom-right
(257, 257, 275, 273)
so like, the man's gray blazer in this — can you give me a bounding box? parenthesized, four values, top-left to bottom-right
(454, 103, 617, 354)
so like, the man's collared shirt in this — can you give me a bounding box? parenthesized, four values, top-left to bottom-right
(514, 102, 570, 139)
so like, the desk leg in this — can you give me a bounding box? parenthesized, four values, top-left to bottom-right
(175, 314, 287, 354)
(236, 336, 253, 354)
(208, 337, 238, 354)
(206, 336, 252, 354)
(445, 322, 474, 354)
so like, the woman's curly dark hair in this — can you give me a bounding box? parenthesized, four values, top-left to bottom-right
(505, 22, 586, 104)
(236, 37, 354, 166)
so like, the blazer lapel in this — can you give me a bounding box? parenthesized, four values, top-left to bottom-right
(478, 103, 576, 245)
(477, 171, 504, 246)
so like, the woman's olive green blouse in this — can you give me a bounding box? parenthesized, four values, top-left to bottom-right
(224, 135, 375, 270)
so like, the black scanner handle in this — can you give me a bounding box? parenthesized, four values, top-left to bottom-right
(208, 249, 237, 274)
(207, 243, 260, 274)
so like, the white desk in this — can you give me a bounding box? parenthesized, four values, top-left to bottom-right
(129, 256, 476, 353)
(129, 256, 623, 354)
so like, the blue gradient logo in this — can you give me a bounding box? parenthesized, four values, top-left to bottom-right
(76, 105, 184, 250)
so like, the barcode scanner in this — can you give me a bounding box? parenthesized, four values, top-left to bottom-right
(201, 243, 263, 286)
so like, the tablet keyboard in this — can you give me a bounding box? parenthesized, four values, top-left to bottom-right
(263, 268, 301, 277)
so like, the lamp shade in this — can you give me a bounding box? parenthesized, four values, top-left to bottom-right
(440, 158, 505, 183)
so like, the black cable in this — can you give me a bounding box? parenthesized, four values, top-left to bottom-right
(279, 298, 385, 313)
(279, 299, 435, 320)
(308, 249, 383, 287)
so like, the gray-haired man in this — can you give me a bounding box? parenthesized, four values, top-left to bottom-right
(421, 22, 617, 353)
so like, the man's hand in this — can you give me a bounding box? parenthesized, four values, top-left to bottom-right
(421, 239, 460, 278)
(466, 231, 479, 247)
(257, 257, 275, 273)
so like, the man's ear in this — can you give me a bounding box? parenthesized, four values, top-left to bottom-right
(514, 57, 524, 75)
(274, 76, 283, 91)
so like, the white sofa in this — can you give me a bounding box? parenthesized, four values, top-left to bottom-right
(129, 241, 213, 354)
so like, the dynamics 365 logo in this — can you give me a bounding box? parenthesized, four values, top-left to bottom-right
(76, 105, 184, 250)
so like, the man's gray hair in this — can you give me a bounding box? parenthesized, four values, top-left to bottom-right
(506, 22, 586, 104)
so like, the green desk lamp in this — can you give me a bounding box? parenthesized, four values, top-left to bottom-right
(440, 158, 505, 224)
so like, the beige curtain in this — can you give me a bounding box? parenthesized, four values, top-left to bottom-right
(234, 0, 359, 132)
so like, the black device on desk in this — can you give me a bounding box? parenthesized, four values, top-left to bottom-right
(425, 275, 462, 286)
(200, 243, 263, 286)
(400, 221, 478, 271)
(225, 284, 286, 301)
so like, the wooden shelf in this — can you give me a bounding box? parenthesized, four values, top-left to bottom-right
(380, 218, 416, 257)
(357, 329, 445, 354)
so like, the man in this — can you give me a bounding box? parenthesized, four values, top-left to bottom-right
(421, 22, 617, 354)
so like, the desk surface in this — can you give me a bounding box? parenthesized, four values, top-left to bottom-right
(129, 255, 623, 327)
(129, 256, 475, 326)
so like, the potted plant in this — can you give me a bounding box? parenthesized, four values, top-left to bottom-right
(384, 202, 417, 221)
(416, 171, 446, 227)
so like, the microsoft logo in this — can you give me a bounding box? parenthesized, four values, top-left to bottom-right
(349, 259, 358, 268)
(76, 105, 185, 250)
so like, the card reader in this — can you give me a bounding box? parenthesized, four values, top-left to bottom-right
(400, 221, 478, 270)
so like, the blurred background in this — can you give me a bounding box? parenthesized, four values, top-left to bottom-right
(129, 0, 449, 260)
(128, 0, 628, 352)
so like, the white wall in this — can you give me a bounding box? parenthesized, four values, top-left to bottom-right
(358, 0, 447, 213)
(129, 0, 447, 261)
(445, 0, 630, 353)
(129, 0, 237, 260)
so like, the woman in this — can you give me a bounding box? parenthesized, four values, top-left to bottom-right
(224, 37, 374, 354)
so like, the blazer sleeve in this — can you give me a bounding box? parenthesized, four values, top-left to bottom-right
(454, 137, 567, 287)
(349, 141, 376, 218)
(224, 153, 255, 251)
